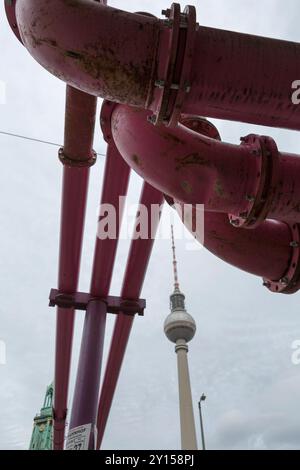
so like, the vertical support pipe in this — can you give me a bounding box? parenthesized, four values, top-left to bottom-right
(53, 0, 105, 449)
(68, 142, 130, 448)
(69, 300, 107, 449)
(53, 87, 97, 450)
(96, 184, 164, 448)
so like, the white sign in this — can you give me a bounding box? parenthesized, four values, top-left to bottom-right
(66, 424, 92, 450)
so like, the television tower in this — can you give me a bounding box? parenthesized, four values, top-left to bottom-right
(164, 226, 198, 450)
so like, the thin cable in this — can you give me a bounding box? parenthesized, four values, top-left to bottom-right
(0, 130, 106, 157)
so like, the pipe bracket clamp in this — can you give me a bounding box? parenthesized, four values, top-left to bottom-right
(58, 148, 97, 168)
(229, 134, 279, 229)
(263, 223, 300, 294)
(148, 3, 197, 127)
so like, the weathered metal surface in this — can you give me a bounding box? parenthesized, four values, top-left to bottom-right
(49, 289, 145, 316)
(53, 86, 97, 450)
(69, 140, 131, 448)
(69, 300, 107, 450)
(263, 223, 300, 294)
(111, 105, 300, 224)
(7, 0, 300, 129)
(180, 207, 293, 284)
(4, 0, 22, 43)
(96, 183, 164, 448)
(14, 0, 160, 106)
(186, 26, 300, 130)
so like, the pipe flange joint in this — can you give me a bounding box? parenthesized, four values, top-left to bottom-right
(229, 134, 279, 229)
(100, 100, 119, 144)
(58, 148, 97, 168)
(148, 3, 197, 127)
(180, 115, 221, 140)
(263, 223, 300, 294)
(52, 408, 67, 421)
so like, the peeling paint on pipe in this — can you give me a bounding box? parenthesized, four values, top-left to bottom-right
(53, 86, 97, 450)
(111, 105, 300, 225)
(96, 184, 164, 448)
(7, 0, 300, 129)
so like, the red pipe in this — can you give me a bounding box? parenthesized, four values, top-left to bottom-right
(96, 183, 164, 448)
(9, 1, 300, 129)
(176, 206, 300, 294)
(69, 140, 130, 447)
(183, 208, 292, 280)
(90, 143, 130, 298)
(111, 105, 300, 294)
(110, 105, 300, 226)
(53, 86, 97, 450)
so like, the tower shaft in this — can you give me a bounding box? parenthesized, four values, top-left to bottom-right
(175, 339, 198, 450)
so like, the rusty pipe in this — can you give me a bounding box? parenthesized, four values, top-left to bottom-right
(176, 205, 300, 294)
(96, 183, 164, 448)
(110, 105, 300, 227)
(54, 85, 98, 450)
(7, 0, 300, 129)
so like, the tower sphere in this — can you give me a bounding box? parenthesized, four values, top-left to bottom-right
(164, 309, 196, 344)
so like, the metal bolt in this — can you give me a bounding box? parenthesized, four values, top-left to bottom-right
(161, 8, 171, 17)
(290, 241, 299, 248)
(263, 281, 271, 288)
(246, 195, 255, 203)
(185, 83, 191, 93)
(155, 79, 165, 89)
(280, 277, 290, 285)
(163, 19, 173, 28)
(230, 219, 240, 227)
(147, 115, 157, 125)
(170, 83, 180, 90)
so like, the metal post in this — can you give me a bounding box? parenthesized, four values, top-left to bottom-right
(69, 300, 107, 449)
(198, 394, 206, 451)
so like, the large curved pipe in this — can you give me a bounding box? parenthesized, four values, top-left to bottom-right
(7, 0, 300, 129)
(184, 208, 291, 281)
(109, 102, 300, 294)
(111, 105, 300, 226)
(177, 206, 300, 294)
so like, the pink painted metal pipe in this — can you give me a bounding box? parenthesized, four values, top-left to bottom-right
(69, 141, 130, 449)
(53, 86, 97, 450)
(110, 105, 300, 226)
(7, 0, 300, 129)
(111, 105, 300, 294)
(96, 183, 164, 448)
(176, 206, 300, 294)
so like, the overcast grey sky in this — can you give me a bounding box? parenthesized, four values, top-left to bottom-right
(1, 0, 300, 451)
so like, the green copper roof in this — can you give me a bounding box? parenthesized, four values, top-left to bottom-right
(29, 382, 53, 450)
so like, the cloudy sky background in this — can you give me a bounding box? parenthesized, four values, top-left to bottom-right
(1, 0, 300, 450)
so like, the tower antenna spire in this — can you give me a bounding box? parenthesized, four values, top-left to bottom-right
(171, 225, 180, 291)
